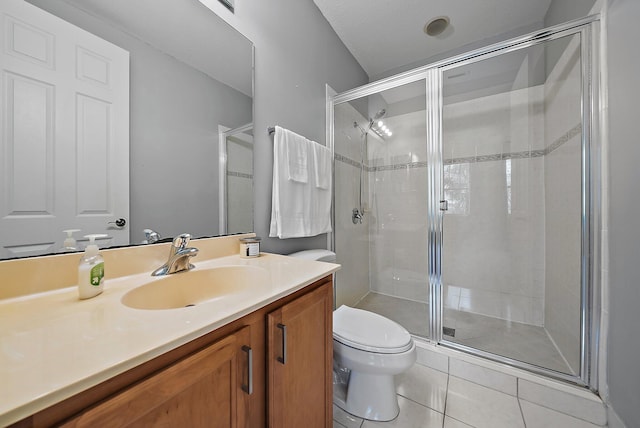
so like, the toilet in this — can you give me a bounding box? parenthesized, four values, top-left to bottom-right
(289, 249, 417, 422)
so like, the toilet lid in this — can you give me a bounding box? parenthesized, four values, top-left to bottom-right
(333, 305, 413, 354)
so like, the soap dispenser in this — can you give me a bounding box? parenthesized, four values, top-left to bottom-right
(57, 229, 81, 253)
(78, 234, 107, 300)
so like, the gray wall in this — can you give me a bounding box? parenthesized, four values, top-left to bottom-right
(544, 0, 597, 76)
(545, 0, 598, 26)
(27, 0, 253, 243)
(207, 0, 368, 254)
(607, 0, 640, 426)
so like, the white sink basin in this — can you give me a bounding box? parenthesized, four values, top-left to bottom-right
(121, 265, 268, 310)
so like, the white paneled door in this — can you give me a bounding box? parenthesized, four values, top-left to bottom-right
(0, 0, 129, 259)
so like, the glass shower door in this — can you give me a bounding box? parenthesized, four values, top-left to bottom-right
(332, 79, 430, 338)
(439, 32, 586, 376)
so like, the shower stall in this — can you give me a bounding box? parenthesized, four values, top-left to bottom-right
(330, 17, 601, 387)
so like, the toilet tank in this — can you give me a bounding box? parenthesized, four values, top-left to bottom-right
(288, 249, 336, 263)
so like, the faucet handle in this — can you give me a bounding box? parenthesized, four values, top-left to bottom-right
(144, 228, 161, 244)
(172, 233, 192, 249)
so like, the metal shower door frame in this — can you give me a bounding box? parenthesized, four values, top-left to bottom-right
(430, 18, 600, 389)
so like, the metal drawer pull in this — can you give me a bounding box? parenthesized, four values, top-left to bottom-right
(277, 323, 287, 364)
(241, 345, 253, 395)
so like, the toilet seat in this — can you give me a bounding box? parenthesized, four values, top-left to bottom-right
(333, 305, 413, 354)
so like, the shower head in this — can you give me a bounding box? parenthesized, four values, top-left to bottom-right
(354, 109, 388, 138)
(367, 109, 393, 138)
(367, 109, 387, 131)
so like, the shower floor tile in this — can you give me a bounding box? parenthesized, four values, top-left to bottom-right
(354, 292, 572, 374)
(355, 292, 429, 337)
(445, 310, 572, 374)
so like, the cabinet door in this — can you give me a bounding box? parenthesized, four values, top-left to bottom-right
(268, 282, 333, 428)
(62, 326, 253, 428)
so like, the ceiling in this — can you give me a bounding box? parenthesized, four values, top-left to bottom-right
(312, 0, 553, 80)
(60, 0, 253, 96)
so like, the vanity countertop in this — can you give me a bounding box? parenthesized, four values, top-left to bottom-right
(0, 252, 339, 426)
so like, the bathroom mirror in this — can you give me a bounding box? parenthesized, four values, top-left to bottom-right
(1, 0, 253, 260)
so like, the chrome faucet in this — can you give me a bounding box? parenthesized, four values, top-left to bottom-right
(151, 234, 199, 276)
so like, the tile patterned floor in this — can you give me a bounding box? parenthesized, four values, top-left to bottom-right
(333, 364, 604, 428)
(355, 292, 572, 374)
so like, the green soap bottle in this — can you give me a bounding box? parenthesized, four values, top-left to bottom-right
(78, 234, 107, 300)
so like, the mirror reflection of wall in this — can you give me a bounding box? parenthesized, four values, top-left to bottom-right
(0, 0, 253, 260)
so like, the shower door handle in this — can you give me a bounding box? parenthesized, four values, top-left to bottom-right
(277, 323, 287, 364)
(440, 200, 448, 211)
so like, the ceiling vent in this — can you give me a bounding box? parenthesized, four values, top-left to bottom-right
(424, 16, 450, 37)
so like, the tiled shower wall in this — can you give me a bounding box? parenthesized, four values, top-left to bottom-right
(334, 107, 430, 307)
(333, 103, 370, 308)
(335, 88, 557, 327)
(367, 110, 429, 304)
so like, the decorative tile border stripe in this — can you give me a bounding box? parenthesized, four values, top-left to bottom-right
(370, 161, 428, 172)
(444, 123, 581, 165)
(335, 153, 427, 172)
(227, 170, 253, 179)
(336, 123, 582, 169)
(445, 150, 544, 165)
(545, 123, 582, 155)
(334, 153, 363, 169)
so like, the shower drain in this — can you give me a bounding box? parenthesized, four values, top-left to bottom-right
(443, 326, 456, 337)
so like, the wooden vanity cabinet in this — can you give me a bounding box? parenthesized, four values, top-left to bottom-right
(267, 283, 333, 428)
(11, 276, 332, 428)
(61, 327, 252, 428)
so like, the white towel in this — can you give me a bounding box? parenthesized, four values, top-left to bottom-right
(308, 140, 332, 236)
(313, 143, 332, 190)
(279, 126, 309, 183)
(269, 127, 332, 239)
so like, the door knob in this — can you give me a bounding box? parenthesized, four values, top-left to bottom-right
(108, 218, 127, 228)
